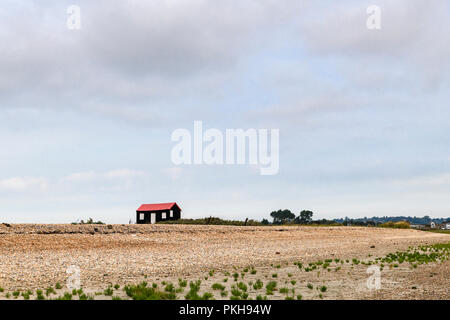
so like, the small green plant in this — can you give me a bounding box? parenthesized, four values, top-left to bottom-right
(272, 273, 278, 278)
(79, 293, 89, 300)
(279, 287, 289, 294)
(184, 280, 212, 300)
(231, 288, 242, 297)
(21, 292, 30, 300)
(291, 280, 296, 285)
(253, 279, 263, 290)
(297, 294, 303, 300)
(124, 282, 177, 300)
(36, 292, 45, 300)
(265, 281, 277, 295)
(212, 283, 225, 291)
(114, 284, 120, 290)
(237, 282, 247, 292)
(320, 285, 327, 292)
(178, 278, 187, 288)
(46, 287, 56, 296)
(59, 292, 73, 300)
(165, 283, 175, 293)
(307, 283, 313, 290)
(55, 282, 62, 289)
(104, 287, 114, 296)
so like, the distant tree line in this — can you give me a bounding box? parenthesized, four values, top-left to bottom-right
(262, 212, 449, 227)
(334, 216, 449, 226)
(262, 209, 337, 226)
(71, 217, 105, 225)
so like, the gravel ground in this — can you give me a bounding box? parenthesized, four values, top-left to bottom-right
(0, 224, 448, 299)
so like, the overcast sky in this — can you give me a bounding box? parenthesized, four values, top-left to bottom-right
(1, 0, 449, 223)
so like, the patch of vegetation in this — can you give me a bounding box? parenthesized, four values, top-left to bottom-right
(165, 283, 175, 293)
(379, 221, 410, 229)
(212, 283, 225, 291)
(265, 281, 277, 295)
(184, 280, 213, 300)
(253, 279, 263, 290)
(178, 278, 187, 288)
(54, 292, 73, 300)
(72, 217, 105, 225)
(124, 282, 177, 300)
(230, 288, 240, 297)
(46, 287, 56, 296)
(79, 293, 93, 300)
(158, 217, 263, 226)
(104, 287, 114, 296)
(237, 282, 248, 292)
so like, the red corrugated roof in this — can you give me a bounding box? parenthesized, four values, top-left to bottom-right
(137, 202, 181, 212)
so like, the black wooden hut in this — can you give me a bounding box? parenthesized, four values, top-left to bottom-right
(136, 202, 181, 224)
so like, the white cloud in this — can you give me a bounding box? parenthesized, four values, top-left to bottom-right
(391, 173, 450, 187)
(298, 0, 450, 87)
(163, 167, 183, 181)
(0, 176, 48, 192)
(104, 169, 145, 179)
(65, 171, 97, 182)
